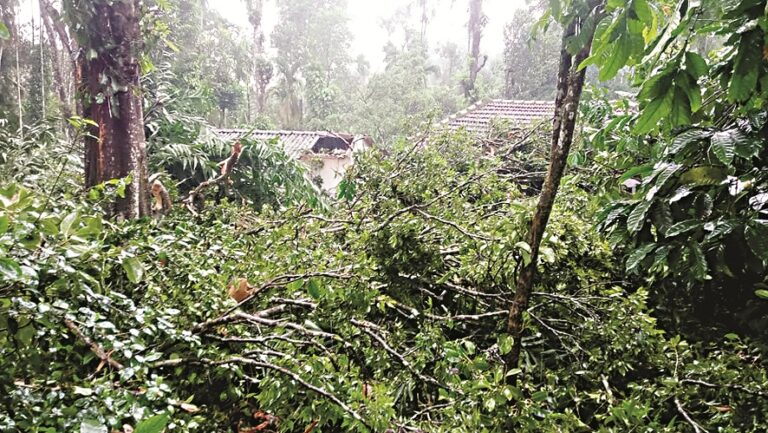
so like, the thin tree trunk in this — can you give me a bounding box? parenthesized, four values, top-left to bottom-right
(0, 0, 17, 120)
(15, 20, 22, 136)
(505, 4, 603, 373)
(39, 8, 46, 119)
(247, 0, 271, 115)
(464, 0, 485, 102)
(41, 0, 73, 55)
(40, 0, 72, 120)
(77, 0, 150, 219)
(42, 0, 79, 116)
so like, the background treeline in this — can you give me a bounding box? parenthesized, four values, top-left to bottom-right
(1, 0, 632, 143)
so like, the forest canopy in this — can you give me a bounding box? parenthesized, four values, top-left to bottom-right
(1, 0, 768, 432)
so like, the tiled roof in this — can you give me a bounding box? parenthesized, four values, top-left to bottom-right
(443, 99, 555, 135)
(214, 129, 354, 158)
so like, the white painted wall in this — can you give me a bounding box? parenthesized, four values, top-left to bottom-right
(300, 154, 354, 194)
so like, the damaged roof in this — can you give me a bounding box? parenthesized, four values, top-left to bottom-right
(214, 129, 358, 158)
(443, 99, 555, 135)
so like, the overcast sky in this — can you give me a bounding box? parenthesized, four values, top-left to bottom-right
(210, 0, 528, 70)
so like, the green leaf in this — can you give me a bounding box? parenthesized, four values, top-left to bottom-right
(684, 51, 708, 78)
(679, 166, 726, 186)
(497, 334, 514, 355)
(633, 89, 674, 134)
(626, 243, 656, 274)
(134, 413, 170, 433)
(619, 164, 654, 183)
(60, 212, 79, 237)
(728, 30, 762, 102)
(669, 87, 692, 128)
(668, 128, 710, 155)
(632, 0, 653, 25)
(307, 278, 323, 299)
(665, 220, 702, 237)
(627, 201, 652, 233)
(80, 420, 107, 433)
(0, 23, 9, 40)
(599, 32, 632, 81)
(0, 214, 8, 235)
(0, 258, 22, 281)
(676, 70, 702, 114)
(287, 279, 304, 291)
(515, 241, 532, 265)
(638, 70, 673, 101)
(122, 257, 145, 284)
(711, 131, 736, 165)
(705, 219, 740, 240)
(689, 242, 708, 280)
(745, 223, 768, 261)
(755, 290, 768, 300)
(652, 201, 673, 233)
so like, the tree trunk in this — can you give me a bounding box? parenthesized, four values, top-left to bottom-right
(43, 0, 80, 116)
(15, 19, 22, 135)
(464, 0, 485, 102)
(247, 0, 271, 115)
(505, 5, 603, 373)
(40, 0, 72, 120)
(76, 0, 150, 219)
(41, 0, 73, 53)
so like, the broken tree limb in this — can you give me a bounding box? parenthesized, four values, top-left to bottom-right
(183, 141, 243, 214)
(151, 356, 371, 431)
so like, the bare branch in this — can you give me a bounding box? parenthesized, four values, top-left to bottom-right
(675, 397, 709, 433)
(352, 319, 448, 390)
(682, 378, 768, 399)
(64, 319, 124, 371)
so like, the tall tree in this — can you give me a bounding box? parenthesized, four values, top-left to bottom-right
(502, 8, 561, 100)
(39, 0, 73, 120)
(463, 0, 486, 102)
(245, 0, 272, 116)
(505, 0, 605, 370)
(271, 0, 352, 128)
(0, 0, 20, 128)
(64, 0, 150, 218)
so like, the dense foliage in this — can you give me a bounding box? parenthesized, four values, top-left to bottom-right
(2, 0, 768, 432)
(2, 132, 768, 432)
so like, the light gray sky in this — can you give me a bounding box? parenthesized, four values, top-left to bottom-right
(211, 0, 528, 70)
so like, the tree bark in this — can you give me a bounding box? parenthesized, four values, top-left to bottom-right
(505, 4, 603, 373)
(74, 0, 150, 219)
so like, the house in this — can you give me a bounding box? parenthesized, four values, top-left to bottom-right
(215, 129, 371, 193)
(442, 99, 555, 136)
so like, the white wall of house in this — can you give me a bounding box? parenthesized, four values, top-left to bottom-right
(299, 153, 354, 194)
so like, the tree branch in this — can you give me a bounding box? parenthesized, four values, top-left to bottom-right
(64, 318, 124, 370)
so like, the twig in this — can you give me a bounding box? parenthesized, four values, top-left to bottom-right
(408, 402, 452, 421)
(675, 397, 708, 433)
(413, 209, 493, 241)
(150, 356, 370, 430)
(63, 318, 124, 370)
(682, 378, 768, 398)
(216, 270, 353, 319)
(193, 304, 288, 333)
(424, 310, 507, 322)
(352, 319, 448, 390)
(239, 359, 370, 431)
